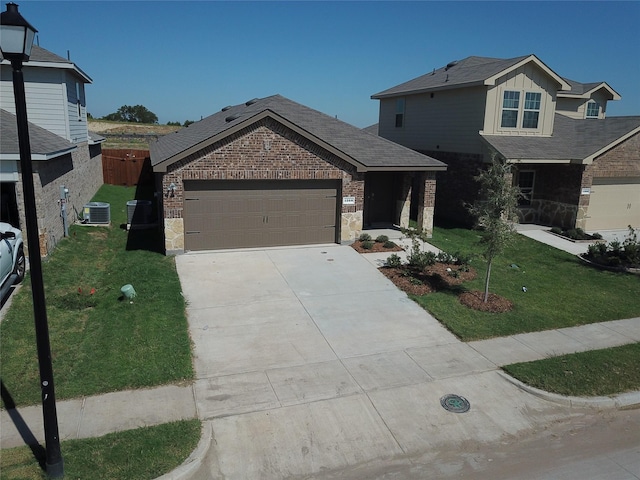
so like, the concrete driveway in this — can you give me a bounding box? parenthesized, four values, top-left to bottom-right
(175, 245, 581, 479)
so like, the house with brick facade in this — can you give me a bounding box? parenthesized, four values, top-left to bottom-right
(1, 45, 104, 256)
(372, 54, 640, 231)
(149, 94, 446, 254)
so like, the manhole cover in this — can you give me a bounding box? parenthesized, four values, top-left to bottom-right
(440, 394, 470, 413)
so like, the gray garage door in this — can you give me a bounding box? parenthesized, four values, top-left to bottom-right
(184, 180, 339, 251)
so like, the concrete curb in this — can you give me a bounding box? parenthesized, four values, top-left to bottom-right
(497, 370, 640, 410)
(155, 421, 214, 480)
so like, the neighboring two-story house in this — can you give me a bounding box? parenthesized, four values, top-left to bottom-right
(372, 54, 640, 231)
(1, 45, 104, 256)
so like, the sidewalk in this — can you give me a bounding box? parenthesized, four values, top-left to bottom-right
(2, 316, 638, 450)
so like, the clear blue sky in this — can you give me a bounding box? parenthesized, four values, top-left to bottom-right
(17, 0, 640, 127)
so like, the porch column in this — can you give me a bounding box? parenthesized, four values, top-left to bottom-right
(416, 172, 436, 237)
(398, 173, 412, 228)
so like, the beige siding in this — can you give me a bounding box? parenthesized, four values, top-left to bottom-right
(484, 63, 557, 136)
(556, 98, 583, 119)
(378, 86, 487, 154)
(557, 91, 610, 120)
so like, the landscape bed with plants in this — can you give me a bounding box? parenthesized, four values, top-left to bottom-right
(581, 226, 640, 271)
(394, 225, 640, 341)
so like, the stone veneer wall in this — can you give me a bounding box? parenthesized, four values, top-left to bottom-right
(161, 118, 365, 253)
(513, 163, 583, 228)
(15, 142, 104, 256)
(416, 172, 437, 237)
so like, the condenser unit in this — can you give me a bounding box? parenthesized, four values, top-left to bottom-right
(83, 202, 110, 224)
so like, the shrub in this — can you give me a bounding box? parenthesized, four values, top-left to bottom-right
(565, 229, 578, 240)
(591, 232, 603, 240)
(358, 233, 372, 242)
(550, 226, 562, 235)
(453, 251, 474, 267)
(575, 228, 585, 238)
(383, 240, 397, 249)
(385, 254, 402, 268)
(407, 248, 436, 270)
(436, 251, 455, 264)
(361, 240, 374, 250)
(586, 243, 601, 258)
(375, 235, 389, 243)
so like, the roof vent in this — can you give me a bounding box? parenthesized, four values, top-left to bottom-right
(245, 98, 259, 106)
(445, 60, 458, 71)
(225, 114, 241, 122)
(221, 105, 232, 112)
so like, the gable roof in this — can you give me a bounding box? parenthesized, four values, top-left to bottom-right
(150, 94, 446, 173)
(481, 114, 640, 164)
(1, 45, 92, 83)
(0, 109, 77, 160)
(371, 55, 570, 99)
(559, 77, 621, 100)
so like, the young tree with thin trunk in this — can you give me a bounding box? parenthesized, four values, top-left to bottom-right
(469, 151, 520, 302)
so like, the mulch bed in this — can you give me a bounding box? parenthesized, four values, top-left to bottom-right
(351, 240, 404, 254)
(379, 267, 435, 295)
(378, 262, 513, 313)
(379, 263, 477, 296)
(459, 290, 514, 313)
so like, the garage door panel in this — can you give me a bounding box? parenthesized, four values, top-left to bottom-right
(183, 180, 339, 251)
(585, 177, 640, 231)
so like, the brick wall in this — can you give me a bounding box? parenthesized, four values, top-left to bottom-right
(16, 142, 104, 256)
(160, 118, 365, 251)
(576, 131, 640, 229)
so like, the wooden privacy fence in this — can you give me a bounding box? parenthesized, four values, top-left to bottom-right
(102, 149, 153, 187)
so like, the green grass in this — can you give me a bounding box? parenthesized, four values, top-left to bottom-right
(412, 225, 640, 341)
(0, 420, 201, 480)
(502, 343, 640, 396)
(0, 185, 193, 407)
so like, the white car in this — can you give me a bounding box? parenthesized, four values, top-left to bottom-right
(0, 222, 25, 299)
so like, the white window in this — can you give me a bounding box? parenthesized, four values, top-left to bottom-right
(395, 98, 405, 128)
(501, 91, 520, 128)
(523, 92, 541, 129)
(76, 82, 82, 120)
(501, 90, 543, 129)
(517, 170, 535, 206)
(586, 101, 600, 118)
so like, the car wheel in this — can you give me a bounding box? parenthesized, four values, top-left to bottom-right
(13, 246, 25, 283)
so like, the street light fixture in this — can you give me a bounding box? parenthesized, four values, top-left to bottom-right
(0, 3, 64, 478)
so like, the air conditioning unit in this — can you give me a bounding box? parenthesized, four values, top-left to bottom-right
(83, 202, 110, 224)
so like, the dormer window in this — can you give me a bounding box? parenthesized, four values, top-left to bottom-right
(501, 90, 542, 129)
(395, 98, 405, 128)
(586, 101, 600, 118)
(523, 92, 541, 128)
(501, 91, 519, 128)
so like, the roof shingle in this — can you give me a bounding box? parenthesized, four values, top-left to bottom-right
(150, 95, 446, 171)
(481, 114, 640, 162)
(1, 109, 76, 158)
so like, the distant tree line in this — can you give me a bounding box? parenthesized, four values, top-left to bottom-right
(98, 104, 194, 127)
(167, 120, 195, 127)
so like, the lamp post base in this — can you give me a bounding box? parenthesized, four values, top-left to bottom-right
(46, 459, 64, 479)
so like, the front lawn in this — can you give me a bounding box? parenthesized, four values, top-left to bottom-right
(412, 225, 640, 341)
(0, 420, 201, 480)
(0, 185, 194, 407)
(503, 343, 640, 397)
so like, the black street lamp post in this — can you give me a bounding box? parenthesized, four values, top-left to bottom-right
(0, 3, 63, 477)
